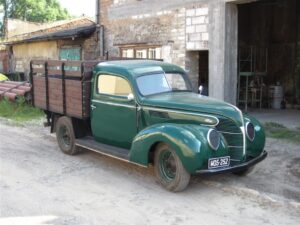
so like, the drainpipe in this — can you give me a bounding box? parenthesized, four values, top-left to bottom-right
(3, 0, 8, 39)
(96, 0, 104, 58)
(295, 0, 300, 105)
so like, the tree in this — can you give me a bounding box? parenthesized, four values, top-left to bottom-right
(1, 0, 70, 23)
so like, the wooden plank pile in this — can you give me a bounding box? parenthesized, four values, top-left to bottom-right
(0, 81, 32, 101)
(31, 60, 98, 119)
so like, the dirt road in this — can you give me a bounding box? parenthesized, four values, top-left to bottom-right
(0, 120, 299, 225)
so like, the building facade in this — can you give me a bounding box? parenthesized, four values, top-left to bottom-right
(98, 0, 300, 106)
(98, 0, 240, 104)
(4, 17, 98, 78)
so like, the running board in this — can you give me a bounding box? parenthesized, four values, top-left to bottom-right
(76, 136, 130, 162)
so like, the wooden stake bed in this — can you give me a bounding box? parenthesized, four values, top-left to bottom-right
(30, 60, 98, 119)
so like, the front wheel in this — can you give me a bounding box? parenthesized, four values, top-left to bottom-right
(56, 116, 78, 155)
(154, 143, 190, 192)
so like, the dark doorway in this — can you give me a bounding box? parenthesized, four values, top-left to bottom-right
(198, 51, 209, 96)
(237, 0, 299, 109)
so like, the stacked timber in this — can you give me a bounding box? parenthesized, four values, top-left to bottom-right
(31, 60, 98, 119)
(0, 81, 32, 101)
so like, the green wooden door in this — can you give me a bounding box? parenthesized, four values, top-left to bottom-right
(59, 47, 81, 61)
(91, 74, 137, 149)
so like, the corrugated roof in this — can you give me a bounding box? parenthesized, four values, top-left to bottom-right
(3, 24, 96, 45)
(2, 17, 96, 45)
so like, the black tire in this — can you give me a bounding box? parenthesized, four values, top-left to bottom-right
(233, 166, 255, 176)
(154, 143, 190, 192)
(56, 116, 78, 155)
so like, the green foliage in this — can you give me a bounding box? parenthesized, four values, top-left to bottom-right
(1, 0, 70, 23)
(264, 122, 300, 143)
(0, 97, 44, 121)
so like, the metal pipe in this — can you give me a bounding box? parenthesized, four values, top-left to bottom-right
(0, 87, 26, 95)
(100, 25, 104, 57)
(0, 91, 17, 101)
(0, 83, 31, 91)
(96, 0, 105, 57)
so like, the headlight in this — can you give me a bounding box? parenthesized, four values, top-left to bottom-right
(245, 122, 255, 141)
(207, 129, 220, 150)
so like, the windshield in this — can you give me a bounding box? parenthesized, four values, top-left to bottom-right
(136, 73, 192, 96)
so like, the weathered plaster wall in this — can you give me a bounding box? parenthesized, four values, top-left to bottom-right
(13, 41, 58, 74)
(10, 32, 98, 78)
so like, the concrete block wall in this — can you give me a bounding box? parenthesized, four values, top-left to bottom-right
(186, 5, 209, 50)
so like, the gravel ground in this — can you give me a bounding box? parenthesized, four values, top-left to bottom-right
(0, 119, 299, 225)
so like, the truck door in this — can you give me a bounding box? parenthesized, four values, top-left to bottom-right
(91, 74, 137, 149)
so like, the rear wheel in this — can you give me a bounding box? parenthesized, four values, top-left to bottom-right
(56, 116, 78, 155)
(154, 143, 190, 192)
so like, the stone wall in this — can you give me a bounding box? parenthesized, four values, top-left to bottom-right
(99, 0, 213, 89)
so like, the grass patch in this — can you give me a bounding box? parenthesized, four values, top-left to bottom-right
(264, 122, 300, 143)
(0, 97, 44, 122)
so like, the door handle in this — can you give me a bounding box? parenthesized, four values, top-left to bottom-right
(91, 104, 97, 110)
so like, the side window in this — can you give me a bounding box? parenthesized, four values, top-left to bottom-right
(98, 75, 132, 96)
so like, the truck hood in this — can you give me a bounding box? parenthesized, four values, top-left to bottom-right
(141, 92, 243, 125)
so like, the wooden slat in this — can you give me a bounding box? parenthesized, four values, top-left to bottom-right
(48, 78, 62, 85)
(65, 80, 82, 86)
(64, 70, 82, 77)
(31, 61, 93, 118)
(48, 69, 62, 76)
(32, 68, 45, 74)
(33, 76, 45, 87)
(33, 87, 46, 93)
(34, 96, 47, 103)
(47, 60, 63, 67)
(31, 60, 45, 65)
(49, 105, 63, 113)
(64, 61, 82, 67)
(34, 99, 47, 109)
(66, 98, 82, 105)
(66, 107, 82, 116)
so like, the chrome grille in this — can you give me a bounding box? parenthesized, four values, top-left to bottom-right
(216, 118, 244, 161)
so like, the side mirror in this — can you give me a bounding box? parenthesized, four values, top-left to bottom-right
(199, 85, 203, 95)
(127, 93, 135, 101)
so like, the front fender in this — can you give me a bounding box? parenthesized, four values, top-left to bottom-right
(130, 123, 222, 173)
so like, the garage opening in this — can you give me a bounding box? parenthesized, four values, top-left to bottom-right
(237, 0, 300, 111)
(198, 51, 209, 96)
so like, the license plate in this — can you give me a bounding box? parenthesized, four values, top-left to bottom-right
(208, 156, 230, 169)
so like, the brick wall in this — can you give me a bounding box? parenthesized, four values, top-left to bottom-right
(0, 50, 9, 73)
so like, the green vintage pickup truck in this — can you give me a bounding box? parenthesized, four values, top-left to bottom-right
(31, 59, 267, 192)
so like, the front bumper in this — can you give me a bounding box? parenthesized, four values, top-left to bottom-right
(196, 150, 268, 175)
